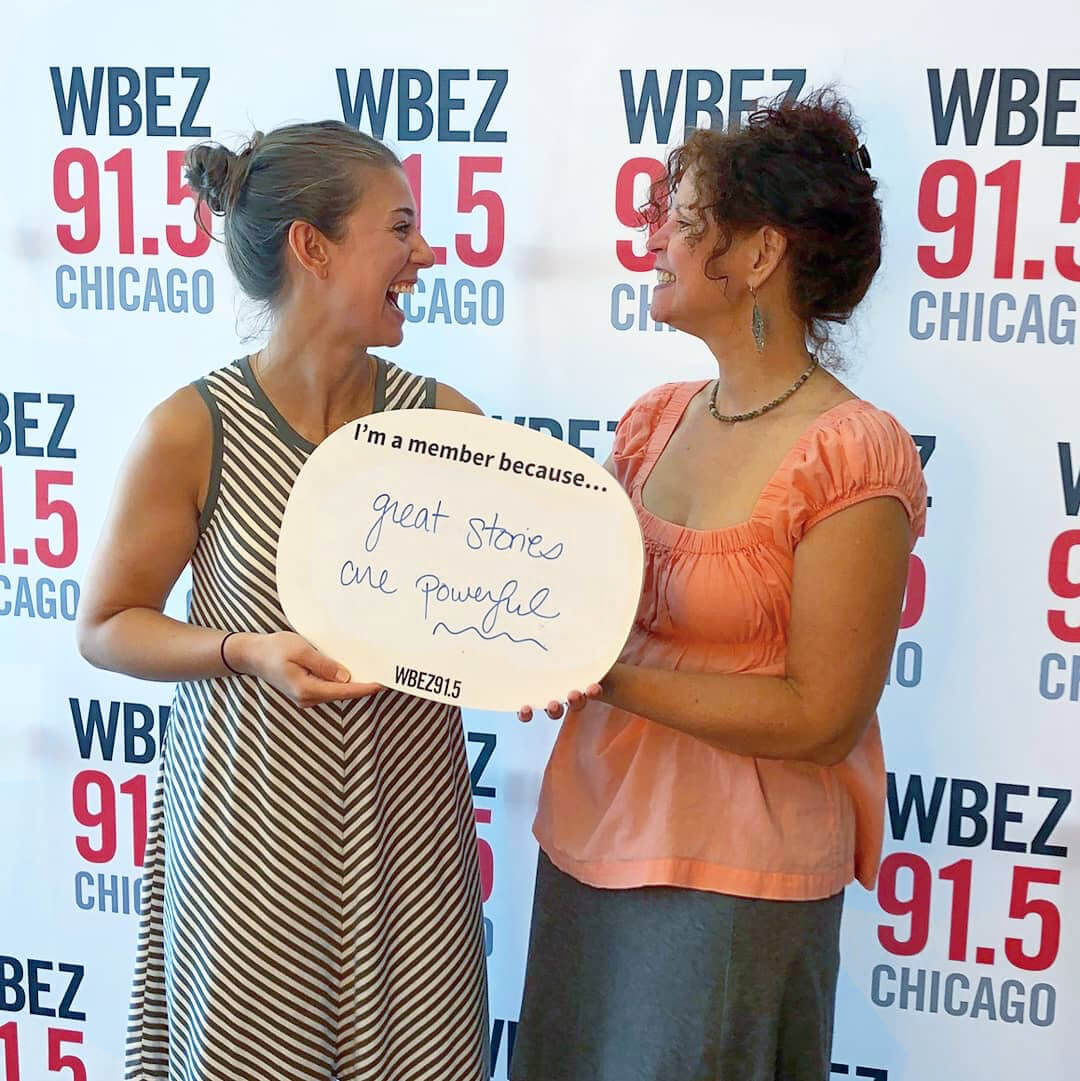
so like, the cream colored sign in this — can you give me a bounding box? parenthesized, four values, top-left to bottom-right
(277, 409, 644, 711)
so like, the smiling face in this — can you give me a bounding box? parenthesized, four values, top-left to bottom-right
(320, 165, 435, 347)
(647, 168, 758, 342)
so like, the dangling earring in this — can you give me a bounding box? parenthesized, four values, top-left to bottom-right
(749, 283, 766, 352)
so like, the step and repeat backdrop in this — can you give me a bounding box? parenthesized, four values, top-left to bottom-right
(2, 1, 1078, 1078)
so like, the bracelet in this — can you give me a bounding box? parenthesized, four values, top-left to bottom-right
(220, 631, 242, 675)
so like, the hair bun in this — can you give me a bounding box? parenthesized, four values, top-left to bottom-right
(184, 132, 263, 217)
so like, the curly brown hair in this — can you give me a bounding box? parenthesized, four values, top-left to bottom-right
(643, 89, 882, 365)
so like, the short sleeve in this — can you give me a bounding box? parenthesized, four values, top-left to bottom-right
(777, 406, 928, 550)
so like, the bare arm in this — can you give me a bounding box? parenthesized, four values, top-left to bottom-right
(541, 496, 913, 767)
(77, 386, 216, 679)
(77, 386, 379, 705)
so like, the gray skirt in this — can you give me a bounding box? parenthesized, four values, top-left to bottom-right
(510, 850, 844, 1081)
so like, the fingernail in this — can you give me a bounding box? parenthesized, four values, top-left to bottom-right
(336, 668, 350, 681)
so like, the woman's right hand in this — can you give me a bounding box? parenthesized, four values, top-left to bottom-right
(229, 631, 384, 708)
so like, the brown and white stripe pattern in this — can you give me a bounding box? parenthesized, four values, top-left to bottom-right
(125, 357, 489, 1081)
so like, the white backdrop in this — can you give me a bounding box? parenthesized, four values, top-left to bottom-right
(2, 2, 1078, 1078)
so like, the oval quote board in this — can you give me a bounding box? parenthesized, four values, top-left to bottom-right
(277, 409, 645, 712)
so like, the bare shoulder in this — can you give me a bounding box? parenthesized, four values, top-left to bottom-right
(434, 382, 484, 416)
(148, 383, 210, 432)
(809, 369, 859, 412)
(136, 384, 212, 457)
(122, 383, 213, 510)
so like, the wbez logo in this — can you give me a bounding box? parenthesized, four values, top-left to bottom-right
(69, 697, 168, 916)
(336, 68, 507, 142)
(0, 957, 87, 1080)
(872, 774, 1068, 1028)
(0, 391, 79, 622)
(619, 67, 805, 144)
(0, 958, 85, 1021)
(50, 66, 210, 137)
(910, 68, 1079, 348)
(1041, 441, 1080, 700)
(926, 68, 1080, 147)
(48, 66, 216, 315)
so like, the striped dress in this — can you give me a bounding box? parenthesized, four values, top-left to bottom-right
(126, 356, 489, 1081)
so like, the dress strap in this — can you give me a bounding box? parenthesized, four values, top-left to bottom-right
(373, 356, 388, 413)
(192, 377, 224, 533)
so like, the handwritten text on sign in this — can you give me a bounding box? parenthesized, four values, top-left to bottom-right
(276, 409, 644, 711)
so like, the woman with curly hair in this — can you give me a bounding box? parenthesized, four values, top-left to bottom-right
(512, 91, 927, 1081)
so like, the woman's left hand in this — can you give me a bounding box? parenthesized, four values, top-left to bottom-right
(518, 683, 604, 722)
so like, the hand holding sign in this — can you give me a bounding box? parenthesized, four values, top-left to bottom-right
(517, 682, 606, 724)
(276, 409, 644, 712)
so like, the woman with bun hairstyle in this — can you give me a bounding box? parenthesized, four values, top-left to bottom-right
(511, 92, 927, 1081)
(77, 121, 489, 1081)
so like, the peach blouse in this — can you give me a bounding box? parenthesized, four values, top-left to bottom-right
(533, 381, 928, 901)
